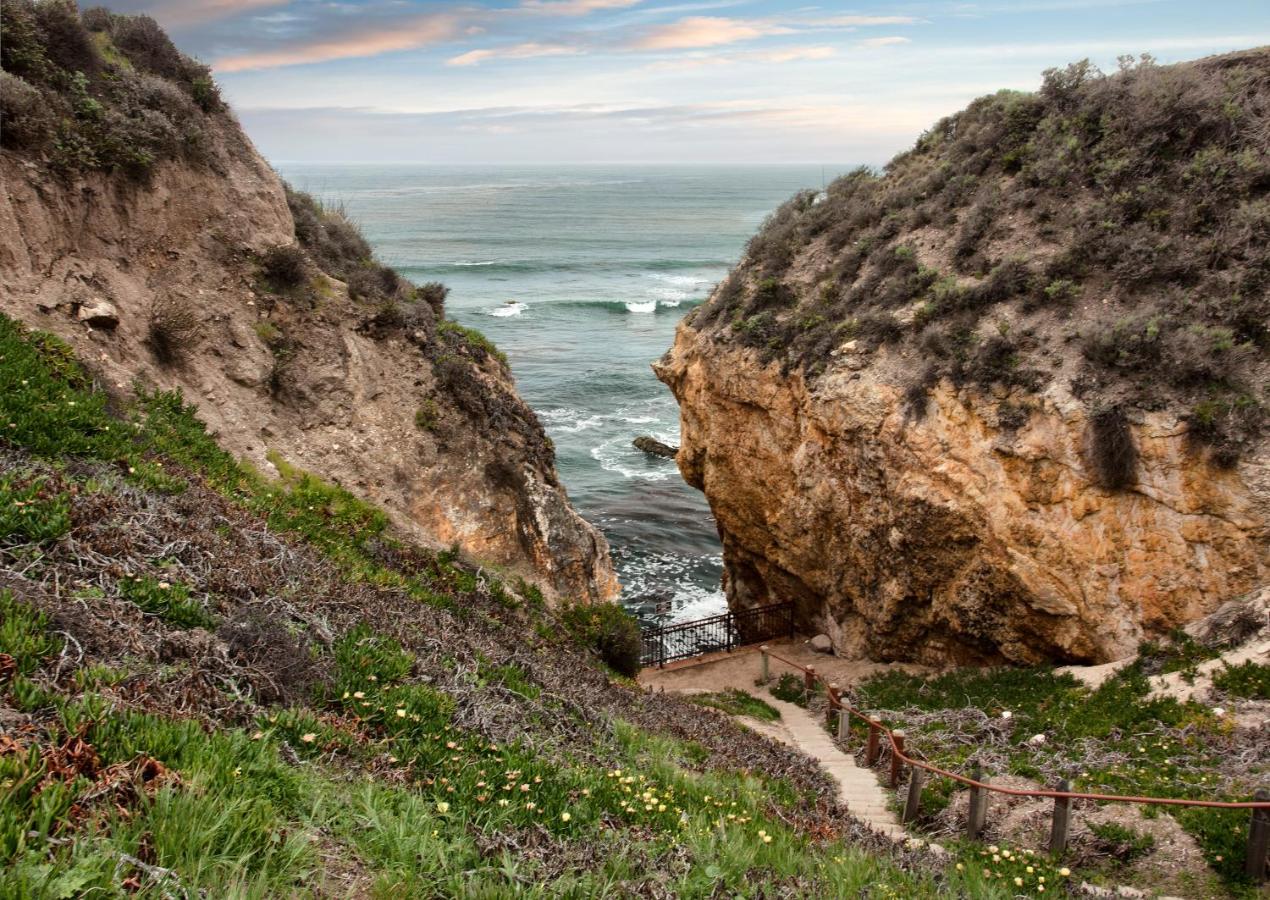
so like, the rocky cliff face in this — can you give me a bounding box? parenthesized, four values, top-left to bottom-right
(657, 332, 1265, 664)
(0, 5, 616, 603)
(657, 51, 1268, 664)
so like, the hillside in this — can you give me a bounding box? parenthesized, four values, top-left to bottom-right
(0, 0, 616, 604)
(658, 50, 1269, 665)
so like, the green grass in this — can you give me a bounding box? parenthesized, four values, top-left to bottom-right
(0, 311, 1019, 895)
(690, 689, 781, 722)
(437, 321, 508, 366)
(1, 596, 1010, 896)
(851, 662, 1264, 894)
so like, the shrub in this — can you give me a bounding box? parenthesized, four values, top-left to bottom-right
(415, 282, 448, 315)
(285, 186, 372, 280)
(0, 474, 71, 544)
(0, 72, 55, 151)
(1085, 406, 1138, 489)
(35, 0, 100, 75)
(769, 672, 809, 707)
(108, 14, 186, 80)
(1211, 661, 1270, 700)
(560, 602, 642, 678)
(260, 245, 307, 289)
(1087, 822, 1155, 863)
(691, 689, 780, 722)
(148, 296, 199, 364)
(414, 399, 439, 432)
(118, 575, 217, 629)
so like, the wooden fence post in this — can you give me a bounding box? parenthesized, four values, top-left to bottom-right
(826, 683, 840, 729)
(866, 720, 881, 767)
(1049, 779, 1072, 855)
(889, 730, 906, 788)
(903, 767, 924, 824)
(837, 706, 849, 742)
(967, 764, 988, 841)
(759, 646, 769, 684)
(803, 665, 816, 695)
(1247, 788, 1269, 881)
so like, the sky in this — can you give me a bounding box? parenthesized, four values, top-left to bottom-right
(109, 0, 1270, 164)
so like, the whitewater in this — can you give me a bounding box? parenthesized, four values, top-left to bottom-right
(275, 164, 845, 623)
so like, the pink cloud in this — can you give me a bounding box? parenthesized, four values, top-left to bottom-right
(629, 16, 792, 51)
(520, 0, 642, 15)
(448, 42, 580, 66)
(214, 13, 465, 71)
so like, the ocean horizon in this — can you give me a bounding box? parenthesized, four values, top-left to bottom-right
(275, 163, 857, 621)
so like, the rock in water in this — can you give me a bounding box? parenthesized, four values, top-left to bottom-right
(634, 436, 678, 459)
(809, 634, 833, 654)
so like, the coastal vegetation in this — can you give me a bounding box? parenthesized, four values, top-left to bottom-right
(834, 635, 1268, 896)
(692, 50, 1267, 465)
(0, 312, 1013, 896)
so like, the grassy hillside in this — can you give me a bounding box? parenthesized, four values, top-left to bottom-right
(0, 314, 1027, 896)
(690, 50, 1268, 468)
(838, 640, 1269, 898)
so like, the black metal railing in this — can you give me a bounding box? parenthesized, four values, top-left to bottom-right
(640, 601, 795, 668)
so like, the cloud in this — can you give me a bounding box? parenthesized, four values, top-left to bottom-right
(214, 13, 466, 72)
(520, 0, 642, 14)
(756, 45, 837, 63)
(116, 0, 290, 27)
(447, 42, 580, 66)
(859, 36, 912, 48)
(801, 15, 919, 27)
(642, 44, 837, 70)
(628, 16, 792, 50)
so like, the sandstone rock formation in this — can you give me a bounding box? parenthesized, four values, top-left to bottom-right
(656, 52, 1268, 664)
(657, 333, 1265, 664)
(0, 90, 615, 605)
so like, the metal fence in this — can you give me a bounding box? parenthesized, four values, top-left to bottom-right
(640, 601, 794, 668)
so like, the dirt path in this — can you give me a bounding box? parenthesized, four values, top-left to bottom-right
(640, 644, 908, 841)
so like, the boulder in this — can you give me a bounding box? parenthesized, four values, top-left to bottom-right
(633, 436, 678, 459)
(809, 633, 833, 653)
(77, 299, 119, 329)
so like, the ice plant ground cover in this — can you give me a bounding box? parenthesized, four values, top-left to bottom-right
(838, 658, 1269, 896)
(0, 313, 1032, 896)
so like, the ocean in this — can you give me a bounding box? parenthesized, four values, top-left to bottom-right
(273, 165, 846, 623)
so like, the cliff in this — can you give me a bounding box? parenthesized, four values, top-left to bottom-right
(0, 2, 616, 603)
(657, 51, 1269, 664)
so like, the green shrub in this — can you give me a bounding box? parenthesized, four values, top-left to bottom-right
(118, 575, 217, 629)
(414, 399, 439, 432)
(560, 602, 642, 678)
(0, 474, 70, 544)
(0, 591, 61, 677)
(437, 321, 506, 365)
(691, 689, 781, 722)
(259, 245, 307, 290)
(1212, 661, 1270, 700)
(769, 672, 809, 707)
(415, 282, 448, 314)
(0, 71, 55, 151)
(1088, 822, 1156, 862)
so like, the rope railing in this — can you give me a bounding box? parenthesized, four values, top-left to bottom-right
(758, 645, 1270, 879)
